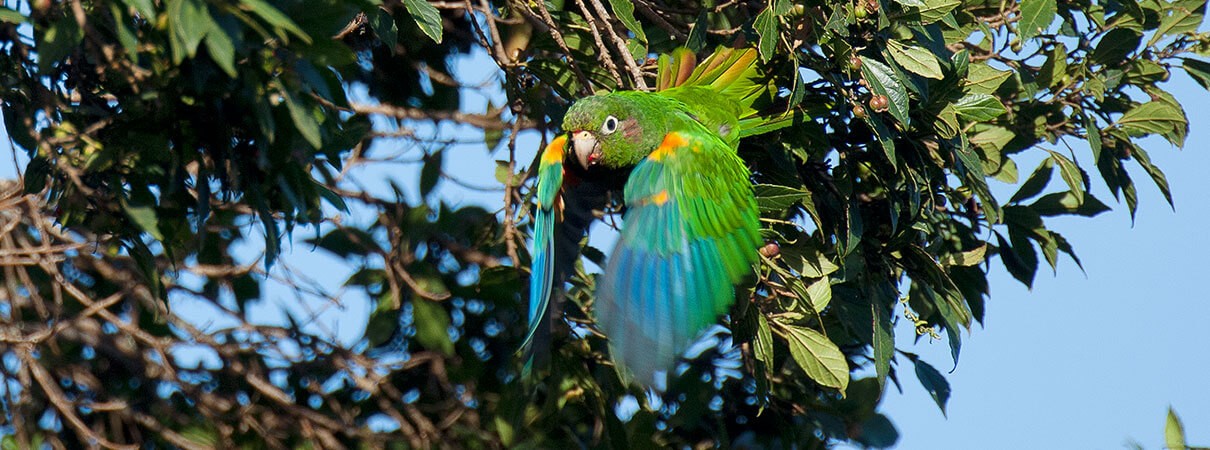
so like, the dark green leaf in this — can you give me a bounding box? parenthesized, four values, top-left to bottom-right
(122, 201, 164, 241)
(168, 0, 217, 60)
(281, 88, 323, 149)
(204, 28, 237, 77)
(369, 8, 399, 52)
(685, 10, 708, 52)
(411, 297, 454, 355)
(754, 7, 778, 61)
(37, 17, 84, 74)
(420, 151, 443, 197)
(1184, 58, 1210, 91)
(1018, 0, 1056, 41)
(1090, 28, 1141, 66)
(872, 301, 893, 389)
(1130, 145, 1174, 207)
(913, 358, 951, 416)
(860, 57, 911, 125)
(996, 231, 1035, 288)
(241, 0, 311, 43)
(1010, 158, 1054, 204)
(753, 184, 809, 212)
(1030, 192, 1110, 217)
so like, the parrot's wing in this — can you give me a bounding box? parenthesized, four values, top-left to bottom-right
(522, 136, 567, 356)
(595, 127, 761, 385)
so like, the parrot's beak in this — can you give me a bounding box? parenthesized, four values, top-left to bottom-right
(571, 130, 602, 168)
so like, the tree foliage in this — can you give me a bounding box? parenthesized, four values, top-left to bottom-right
(0, 0, 1206, 446)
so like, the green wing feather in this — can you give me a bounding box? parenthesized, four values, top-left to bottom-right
(594, 126, 761, 384)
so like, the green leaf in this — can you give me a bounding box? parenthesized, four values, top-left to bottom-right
(886, 39, 943, 79)
(0, 7, 25, 23)
(754, 312, 774, 365)
(1011, 158, 1054, 204)
(1018, 0, 1056, 41)
(122, 201, 164, 241)
(1035, 43, 1068, 89)
(1148, 0, 1205, 46)
(872, 301, 894, 389)
(914, 0, 960, 24)
(36, 17, 84, 74)
(1117, 101, 1186, 137)
(806, 277, 832, 312)
(204, 28, 237, 77)
(167, 0, 217, 60)
(778, 323, 849, 393)
(782, 243, 840, 278)
(1166, 407, 1186, 450)
(120, 0, 155, 20)
(753, 184, 810, 212)
(1045, 150, 1085, 203)
(860, 57, 911, 125)
(953, 93, 1006, 121)
(369, 8, 399, 53)
(970, 126, 1015, 155)
(1030, 192, 1110, 217)
(754, 7, 778, 61)
(685, 10, 708, 52)
(932, 104, 959, 139)
(412, 297, 455, 355)
(940, 244, 987, 266)
(402, 0, 443, 44)
(1084, 112, 1103, 161)
(241, 0, 311, 44)
(1184, 58, 1210, 91)
(1090, 28, 1141, 66)
(996, 231, 1035, 288)
(607, 0, 647, 43)
(1130, 145, 1174, 207)
(913, 358, 951, 416)
(420, 150, 442, 197)
(281, 88, 323, 149)
(965, 63, 1012, 94)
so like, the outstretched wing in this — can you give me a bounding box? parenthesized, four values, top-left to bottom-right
(522, 135, 567, 355)
(595, 127, 761, 384)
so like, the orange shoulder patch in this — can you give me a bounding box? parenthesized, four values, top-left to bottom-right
(541, 135, 568, 165)
(650, 132, 689, 162)
(651, 189, 670, 205)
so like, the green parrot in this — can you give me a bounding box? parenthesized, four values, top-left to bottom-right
(524, 47, 787, 385)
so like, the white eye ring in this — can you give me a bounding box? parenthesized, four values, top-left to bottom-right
(601, 115, 619, 135)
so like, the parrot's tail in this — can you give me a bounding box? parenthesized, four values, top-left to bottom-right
(656, 46, 806, 137)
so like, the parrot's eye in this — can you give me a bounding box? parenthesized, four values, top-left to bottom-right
(601, 115, 619, 135)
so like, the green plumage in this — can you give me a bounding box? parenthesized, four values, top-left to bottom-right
(526, 47, 780, 385)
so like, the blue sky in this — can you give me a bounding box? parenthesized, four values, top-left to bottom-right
(3, 47, 1207, 448)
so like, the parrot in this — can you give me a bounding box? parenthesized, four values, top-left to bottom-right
(523, 47, 789, 385)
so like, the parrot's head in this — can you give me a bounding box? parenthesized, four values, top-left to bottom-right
(563, 94, 662, 169)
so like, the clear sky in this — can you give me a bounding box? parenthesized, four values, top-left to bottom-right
(2, 47, 1207, 449)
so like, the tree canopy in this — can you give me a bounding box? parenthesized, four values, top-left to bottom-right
(0, 0, 1207, 446)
